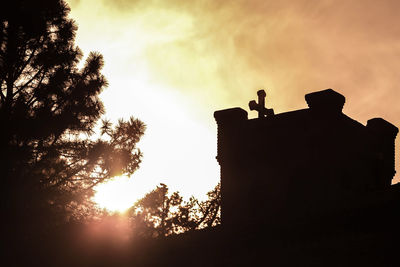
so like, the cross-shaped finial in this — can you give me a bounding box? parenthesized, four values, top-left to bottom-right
(249, 89, 274, 118)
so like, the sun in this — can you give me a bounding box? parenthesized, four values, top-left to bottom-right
(93, 176, 138, 213)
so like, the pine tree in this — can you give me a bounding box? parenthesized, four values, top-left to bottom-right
(0, 0, 145, 241)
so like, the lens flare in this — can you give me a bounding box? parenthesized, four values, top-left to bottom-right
(93, 176, 137, 213)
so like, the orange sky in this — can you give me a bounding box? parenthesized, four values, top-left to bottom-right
(67, 0, 400, 210)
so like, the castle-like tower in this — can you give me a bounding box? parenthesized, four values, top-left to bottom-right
(214, 89, 398, 231)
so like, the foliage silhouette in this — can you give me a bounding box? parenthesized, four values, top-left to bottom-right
(0, 0, 145, 244)
(129, 183, 220, 238)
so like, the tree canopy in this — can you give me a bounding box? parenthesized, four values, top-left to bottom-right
(0, 0, 145, 241)
(129, 183, 221, 239)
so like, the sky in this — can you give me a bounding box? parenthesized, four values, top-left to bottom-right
(66, 0, 400, 211)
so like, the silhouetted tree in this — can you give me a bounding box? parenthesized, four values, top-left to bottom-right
(129, 183, 221, 238)
(192, 182, 221, 228)
(172, 182, 221, 231)
(129, 184, 181, 238)
(0, 0, 145, 242)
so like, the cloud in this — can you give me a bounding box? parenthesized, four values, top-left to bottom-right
(115, 0, 400, 115)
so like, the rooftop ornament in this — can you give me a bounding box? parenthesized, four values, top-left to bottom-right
(249, 89, 274, 118)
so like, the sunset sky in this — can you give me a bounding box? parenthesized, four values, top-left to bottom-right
(66, 0, 400, 211)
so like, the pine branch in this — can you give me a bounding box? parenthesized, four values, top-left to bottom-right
(13, 67, 44, 98)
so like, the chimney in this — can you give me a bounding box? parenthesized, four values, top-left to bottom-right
(214, 108, 248, 164)
(214, 108, 248, 126)
(367, 118, 399, 188)
(305, 89, 345, 114)
(214, 108, 248, 228)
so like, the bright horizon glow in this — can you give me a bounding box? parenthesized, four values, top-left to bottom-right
(91, 67, 220, 212)
(67, 0, 221, 212)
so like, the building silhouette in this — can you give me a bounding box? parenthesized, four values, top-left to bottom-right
(122, 89, 400, 267)
(214, 89, 398, 235)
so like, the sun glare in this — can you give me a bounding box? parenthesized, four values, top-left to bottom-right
(93, 176, 138, 213)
